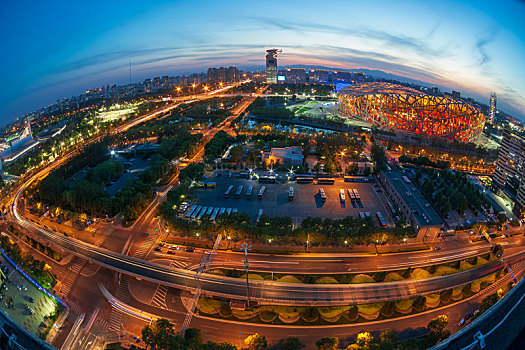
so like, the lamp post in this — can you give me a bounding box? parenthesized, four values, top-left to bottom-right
(241, 243, 252, 308)
(374, 239, 379, 255)
(192, 83, 197, 99)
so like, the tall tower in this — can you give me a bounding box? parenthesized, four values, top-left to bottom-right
(265, 48, 281, 84)
(489, 92, 497, 123)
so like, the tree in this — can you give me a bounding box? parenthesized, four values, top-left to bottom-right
(316, 337, 339, 350)
(142, 318, 175, 349)
(427, 315, 450, 344)
(378, 330, 397, 350)
(185, 328, 203, 344)
(244, 333, 267, 350)
(371, 143, 386, 170)
(346, 332, 373, 350)
(279, 337, 303, 350)
(229, 145, 244, 163)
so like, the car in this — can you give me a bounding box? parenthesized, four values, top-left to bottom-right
(153, 247, 161, 252)
(28, 297, 34, 303)
(21, 285, 27, 291)
(458, 318, 465, 326)
(375, 188, 382, 192)
(434, 246, 441, 250)
(185, 247, 195, 252)
(167, 250, 176, 255)
(158, 243, 165, 247)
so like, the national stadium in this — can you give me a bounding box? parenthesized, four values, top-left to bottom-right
(338, 82, 486, 143)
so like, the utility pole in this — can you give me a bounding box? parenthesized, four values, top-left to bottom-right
(241, 243, 252, 309)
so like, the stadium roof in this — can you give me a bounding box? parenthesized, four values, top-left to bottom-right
(338, 82, 423, 97)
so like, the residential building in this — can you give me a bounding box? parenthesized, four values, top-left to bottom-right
(379, 170, 444, 241)
(493, 130, 525, 218)
(262, 146, 304, 167)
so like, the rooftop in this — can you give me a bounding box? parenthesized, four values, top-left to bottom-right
(338, 82, 422, 97)
(382, 170, 443, 227)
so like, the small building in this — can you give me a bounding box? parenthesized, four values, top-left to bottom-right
(262, 146, 304, 167)
(379, 170, 443, 241)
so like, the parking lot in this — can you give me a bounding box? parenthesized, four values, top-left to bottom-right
(0, 254, 57, 336)
(191, 173, 395, 226)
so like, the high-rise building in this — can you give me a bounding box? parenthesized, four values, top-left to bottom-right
(161, 76, 169, 87)
(308, 69, 329, 83)
(226, 66, 239, 82)
(489, 92, 497, 123)
(452, 91, 461, 100)
(284, 68, 306, 83)
(145, 79, 152, 92)
(265, 49, 281, 83)
(493, 130, 525, 218)
(207, 66, 239, 84)
(153, 77, 161, 87)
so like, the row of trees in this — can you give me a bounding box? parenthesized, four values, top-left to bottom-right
(398, 155, 450, 170)
(140, 315, 450, 350)
(160, 209, 413, 246)
(205, 131, 236, 161)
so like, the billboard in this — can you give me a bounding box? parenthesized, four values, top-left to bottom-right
(277, 75, 286, 81)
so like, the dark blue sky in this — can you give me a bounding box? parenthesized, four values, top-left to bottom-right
(1, 0, 524, 125)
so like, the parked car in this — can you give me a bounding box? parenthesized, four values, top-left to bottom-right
(167, 250, 176, 255)
(434, 246, 441, 250)
(185, 247, 195, 253)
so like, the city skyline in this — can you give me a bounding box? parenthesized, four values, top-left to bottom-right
(1, 0, 524, 125)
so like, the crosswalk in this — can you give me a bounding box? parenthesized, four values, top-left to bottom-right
(108, 274, 130, 333)
(61, 259, 87, 297)
(151, 285, 168, 309)
(133, 230, 159, 259)
(94, 316, 109, 330)
(170, 260, 190, 269)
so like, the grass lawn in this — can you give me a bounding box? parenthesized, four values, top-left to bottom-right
(424, 293, 440, 305)
(395, 298, 414, 311)
(352, 274, 375, 283)
(318, 306, 351, 318)
(433, 266, 458, 276)
(241, 273, 264, 280)
(410, 268, 432, 280)
(357, 302, 384, 315)
(384, 272, 405, 282)
(198, 298, 225, 313)
(316, 276, 339, 284)
(276, 275, 302, 283)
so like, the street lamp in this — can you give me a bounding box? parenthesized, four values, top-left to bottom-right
(374, 239, 379, 255)
(192, 83, 197, 99)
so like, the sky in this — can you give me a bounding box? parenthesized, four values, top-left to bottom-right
(1, 0, 524, 126)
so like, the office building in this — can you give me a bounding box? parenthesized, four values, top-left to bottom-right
(332, 70, 354, 83)
(379, 170, 444, 241)
(266, 48, 281, 83)
(262, 146, 304, 167)
(493, 130, 525, 218)
(309, 69, 329, 83)
(452, 91, 461, 100)
(284, 68, 306, 83)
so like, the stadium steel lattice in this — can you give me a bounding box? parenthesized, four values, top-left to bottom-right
(338, 82, 486, 142)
